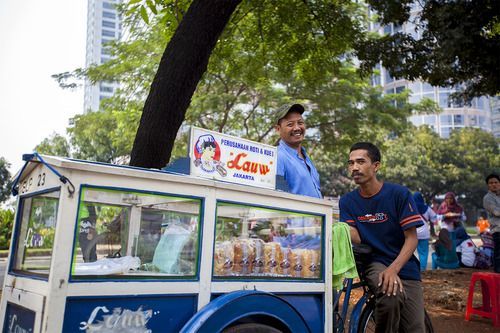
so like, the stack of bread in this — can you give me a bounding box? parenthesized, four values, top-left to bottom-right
(264, 242, 283, 275)
(301, 249, 320, 278)
(233, 238, 255, 275)
(252, 238, 265, 274)
(214, 238, 320, 278)
(214, 241, 234, 275)
(280, 247, 293, 276)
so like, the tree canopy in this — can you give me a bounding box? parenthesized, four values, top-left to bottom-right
(47, 0, 499, 216)
(35, 132, 71, 158)
(357, 0, 500, 100)
(0, 157, 12, 204)
(55, 0, 421, 165)
(382, 126, 499, 222)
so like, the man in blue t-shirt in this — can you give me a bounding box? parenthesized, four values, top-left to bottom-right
(340, 142, 425, 333)
(275, 103, 321, 198)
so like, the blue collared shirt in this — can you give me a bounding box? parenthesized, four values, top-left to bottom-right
(276, 140, 322, 198)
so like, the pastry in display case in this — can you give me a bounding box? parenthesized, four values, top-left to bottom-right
(233, 238, 255, 275)
(214, 241, 234, 275)
(263, 242, 282, 275)
(214, 202, 323, 279)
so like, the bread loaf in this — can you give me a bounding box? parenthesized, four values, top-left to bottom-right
(214, 241, 234, 276)
(264, 242, 282, 274)
(302, 249, 320, 278)
(291, 249, 303, 278)
(280, 247, 293, 276)
(233, 238, 255, 275)
(252, 238, 265, 274)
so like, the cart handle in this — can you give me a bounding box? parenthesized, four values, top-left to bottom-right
(12, 152, 75, 197)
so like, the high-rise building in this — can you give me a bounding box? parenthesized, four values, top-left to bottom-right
(84, 0, 122, 113)
(491, 97, 500, 138)
(369, 6, 493, 138)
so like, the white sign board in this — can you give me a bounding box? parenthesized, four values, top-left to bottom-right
(189, 127, 277, 189)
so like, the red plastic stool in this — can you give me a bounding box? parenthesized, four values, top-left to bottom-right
(464, 272, 500, 327)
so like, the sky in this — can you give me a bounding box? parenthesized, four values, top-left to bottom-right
(0, 0, 87, 174)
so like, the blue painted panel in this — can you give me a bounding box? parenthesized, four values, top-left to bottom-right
(279, 294, 324, 333)
(210, 292, 324, 332)
(62, 294, 197, 332)
(3, 302, 36, 333)
(182, 290, 310, 333)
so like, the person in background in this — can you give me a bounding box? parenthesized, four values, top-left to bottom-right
(340, 142, 425, 332)
(78, 204, 98, 262)
(437, 192, 466, 232)
(431, 228, 459, 269)
(454, 226, 476, 268)
(483, 173, 500, 273)
(275, 103, 321, 198)
(476, 215, 490, 234)
(431, 197, 441, 214)
(479, 230, 495, 263)
(413, 192, 437, 271)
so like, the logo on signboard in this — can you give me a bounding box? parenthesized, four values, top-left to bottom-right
(193, 134, 227, 177)
(189, 127, 277, 189)
(79, 306, 155, 332)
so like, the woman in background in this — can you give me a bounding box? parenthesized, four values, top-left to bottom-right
(432, 229, 460, 269)
(454, 226, 476, 268)
(437, 192, 466, 232)
(413, 192, 437, 271)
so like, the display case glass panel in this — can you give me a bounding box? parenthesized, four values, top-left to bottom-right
(12, 190, 60, 277)
(71, 186, 202, 279)
(214, 202, 323, 279)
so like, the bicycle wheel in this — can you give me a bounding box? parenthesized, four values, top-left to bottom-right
(357, 301, 375, 333)
(357, 302, 434, 333)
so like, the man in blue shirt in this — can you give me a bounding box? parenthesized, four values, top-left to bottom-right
(340, 142, 425, 333)
(275, 103, 321, 198)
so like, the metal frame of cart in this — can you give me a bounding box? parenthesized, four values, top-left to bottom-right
(0, 154, 334, 332)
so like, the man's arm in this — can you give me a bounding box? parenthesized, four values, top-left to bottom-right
(350, 227, 361, 244)
(339, 196, 360, 243)
(378, 226, 418, 296)
(484, 194, 500, 216)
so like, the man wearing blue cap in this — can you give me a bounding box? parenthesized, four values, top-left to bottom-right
(275, 103, 321, 198)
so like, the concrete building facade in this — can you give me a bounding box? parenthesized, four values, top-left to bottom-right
(369, 5, 493, 138)
(84, 0, 122, 112)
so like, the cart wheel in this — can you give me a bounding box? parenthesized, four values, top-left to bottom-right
(223, 323, 282, 333)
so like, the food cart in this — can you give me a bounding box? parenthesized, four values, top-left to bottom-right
(0, 129, 334, 333)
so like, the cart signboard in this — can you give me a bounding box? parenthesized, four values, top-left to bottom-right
(189, 126, 277, 189)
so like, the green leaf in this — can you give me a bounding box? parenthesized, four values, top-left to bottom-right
(146, 0, 157, 15)
(140, 5, 149, 24)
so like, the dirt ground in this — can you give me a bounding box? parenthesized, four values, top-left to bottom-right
(421, 268, 499, 333)
(347, 268, 499, 332)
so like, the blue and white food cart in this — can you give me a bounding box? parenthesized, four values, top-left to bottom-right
(0, 129, 334, 333)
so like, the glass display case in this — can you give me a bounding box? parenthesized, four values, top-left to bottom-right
(214, 202, 323, 279)
(71, 186, 202, 279)
(11, 190, 60, 277)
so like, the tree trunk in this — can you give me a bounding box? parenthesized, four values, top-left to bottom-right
(129, 0, 242, 168)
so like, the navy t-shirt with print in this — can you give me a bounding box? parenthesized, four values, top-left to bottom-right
(339, 182, 424, 280)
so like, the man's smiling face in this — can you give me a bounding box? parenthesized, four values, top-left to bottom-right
(276, 111, 305, 149)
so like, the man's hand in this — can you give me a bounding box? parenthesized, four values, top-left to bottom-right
(378, 265, 403, 296)
(377, 227, 418, 296)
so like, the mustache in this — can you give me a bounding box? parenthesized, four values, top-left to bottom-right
(351, 172, 363, 177)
